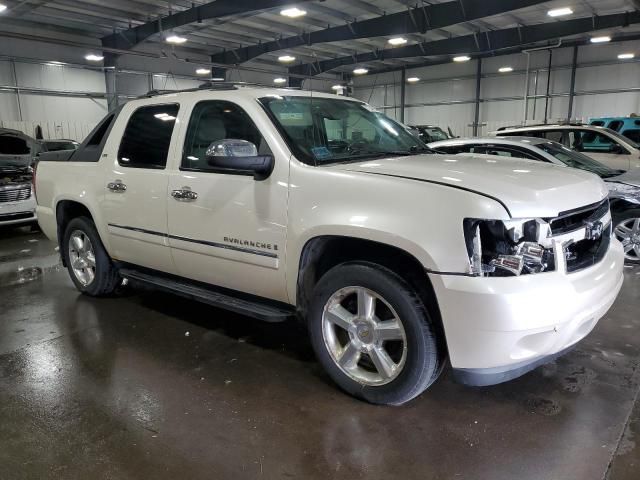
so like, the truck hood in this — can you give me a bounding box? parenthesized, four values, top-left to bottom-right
(331, 153, 608, 218)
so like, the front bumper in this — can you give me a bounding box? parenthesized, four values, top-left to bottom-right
(429, 238, 624, 385)
(0, 196, 37, 226)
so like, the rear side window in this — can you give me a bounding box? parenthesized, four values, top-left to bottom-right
(623, 130, 640, 143)
(590, 120, 605, 127)
(542, 131, 563, 143)
(608, 120, 623, 132)
(0, 135, 30, 155)
(118, 104, 179, 169)
(88, 114, 114, 146)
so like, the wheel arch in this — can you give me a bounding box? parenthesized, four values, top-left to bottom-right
(295, 235, 447, 354)
(55, 200, 102, 266)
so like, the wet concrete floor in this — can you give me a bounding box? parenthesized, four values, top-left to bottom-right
(0, 226, 639, 480)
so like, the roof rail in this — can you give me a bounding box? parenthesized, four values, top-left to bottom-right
(137, 81, 301, 99)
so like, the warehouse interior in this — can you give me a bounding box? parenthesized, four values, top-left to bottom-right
(1, 1, 640, 479)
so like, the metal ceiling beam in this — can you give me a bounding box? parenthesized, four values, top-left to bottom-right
(290, 10, 640, 76)
(210, 0, 550, 65)
(101, 0, 316, 51)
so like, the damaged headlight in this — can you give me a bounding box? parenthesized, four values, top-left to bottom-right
(607, 182, 640, 205)
(463, 218, 556, 277)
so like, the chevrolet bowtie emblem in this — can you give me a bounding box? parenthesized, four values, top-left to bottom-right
(584, 220, 604, 241)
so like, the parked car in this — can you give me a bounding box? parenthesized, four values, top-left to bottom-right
(34, 85, 624, 405)
(493, 124, 640, 171)
(430, 137, 640, 262)
(589, 117, 640, 144)
(409, 124, 453, 143)
(0, 128, 38, 227)
(39, 139, 80, 152)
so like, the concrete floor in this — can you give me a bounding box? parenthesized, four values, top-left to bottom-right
(1, 226, 639, 480)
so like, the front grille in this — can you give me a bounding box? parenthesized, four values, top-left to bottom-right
(0, 184, 31, 203)
(549, 199, 609, 236)
(0, 212, 35, 222)
(566, 224, 611, 273)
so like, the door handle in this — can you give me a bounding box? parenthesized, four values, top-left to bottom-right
(107, 180, 127, 192)
(171, 187, 198, 202)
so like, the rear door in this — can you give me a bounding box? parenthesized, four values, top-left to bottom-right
(101, 102, 179, 274)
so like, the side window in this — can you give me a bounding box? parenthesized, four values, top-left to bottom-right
(118, 104, 179, 169)
(623, 129, 640, 143)
(578, 132, 625, 153)
(88, 113, 114, 146)
(542, 131, 563, 143)
(608, 120, 623, 132)
(436, 145, 474, 154)
(182, 100, 270, 172)
(590, 120, 605, 127)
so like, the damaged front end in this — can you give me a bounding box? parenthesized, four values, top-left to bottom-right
(0, 166, 34, 203)
(464, 199, 612, 277)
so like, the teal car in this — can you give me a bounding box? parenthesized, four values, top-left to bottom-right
(590, 117, 640, 145)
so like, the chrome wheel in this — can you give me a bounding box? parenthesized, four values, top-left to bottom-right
(68, 230, 96, 286)
(322, 286, 407, 386)
(614, 218, 640, 262)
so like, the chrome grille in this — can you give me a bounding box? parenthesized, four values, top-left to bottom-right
(0, 184, 31, 203)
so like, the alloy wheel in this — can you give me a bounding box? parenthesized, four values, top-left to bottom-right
(68, 230, 97, 286)
(614, 218, 640, 262)
(322, 286, 408, 386)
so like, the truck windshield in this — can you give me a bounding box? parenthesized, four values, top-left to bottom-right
(537, 141, 624, 178)
(259, 95, 429, 165)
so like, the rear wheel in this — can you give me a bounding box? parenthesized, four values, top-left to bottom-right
(62, 216, 120, 296)
(308, 262, 444, 405)
(613, 210, 640, 263)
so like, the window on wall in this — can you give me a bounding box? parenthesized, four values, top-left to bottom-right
(118, 104, 179, 169)
(182, 100, 270, 172)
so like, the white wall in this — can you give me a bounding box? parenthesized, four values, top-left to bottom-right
(353, 39, 640, 137)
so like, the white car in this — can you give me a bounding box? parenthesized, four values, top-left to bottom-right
(0, 129, 37, 227)
(34, 85, 624, 405)
(429, 137, 640, 262)
(492, 124, 640, 171)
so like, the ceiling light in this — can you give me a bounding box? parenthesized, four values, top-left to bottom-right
(281, 7, 306, 18)
(590, 36, 611, 44)
(453, 55, 471, 62)
(166, 35, 187, 44)
(618, 53, 635, 60)
(274, 77, 287, 84)
(85, 54, 104, 61)
(407, 77, 420, 83)
(196, 68, 211, 75)
(353, 67, 369, 75)
(547, 7, 573, 17)
(211, 77, 225, 81)
(499, 67, 513, 73)
(46, 61, 65, 66)
(331, 85, 344, 90)
(388, 37, 407, 46)
(278, 55, 296, 62)
(0, 4, 6, 13)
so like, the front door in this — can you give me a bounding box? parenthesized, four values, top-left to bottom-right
(167, 99, 289, 302)
(565, 130, 631, 170)
(101, 103, 179, 274)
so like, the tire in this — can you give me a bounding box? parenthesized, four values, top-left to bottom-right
(613, 209, 640, 263)
(62, 216, 120, 296)
(308, 262, 444, 406)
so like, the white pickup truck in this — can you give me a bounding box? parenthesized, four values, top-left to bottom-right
(35, 85, 624, 405)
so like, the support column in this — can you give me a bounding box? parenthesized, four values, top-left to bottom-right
(10, 59, 23, 122)
(400, 67, 406, 124)
(473, 58, 482, 136)
(567, 45, 579, 122)
(104, 53, 119, 112)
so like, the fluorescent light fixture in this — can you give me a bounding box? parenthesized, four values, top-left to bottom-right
(46, 61, 65, 66)
(281, 7, 306, 18)
(453, 55, 471, 62)
(85, 54, 104, 61)
(273, 77, 287, 84)
(331, 85, 345, 90)
(0, 4, 6, 13)
(618, 53, 635, 60)
(196, 68, 211, 75)
(407, 77, 420, 83)
(166, 35, 187, 44)
(211, 77, 225, 81)
(547, 7, 573, 17)
(590, 36, 611, 44)
(499, 66, 513, 73)
(353, 67, 369, 74)
(388, 37, 407, 46)
(278, 55, 296, 62)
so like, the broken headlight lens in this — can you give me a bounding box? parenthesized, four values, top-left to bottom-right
(463, 218, 555, 277)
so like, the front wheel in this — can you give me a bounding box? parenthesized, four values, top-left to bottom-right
(308, 262, 444, 405)
(613, 209, 640, 263)
(62, 216, 120, 296)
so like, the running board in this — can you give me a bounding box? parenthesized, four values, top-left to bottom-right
(119, 268, 295, 323)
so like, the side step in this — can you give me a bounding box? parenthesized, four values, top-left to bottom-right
(119, 268, 295, 323)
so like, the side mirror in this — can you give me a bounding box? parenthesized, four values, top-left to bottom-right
(206, 139, 274, 181)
